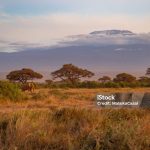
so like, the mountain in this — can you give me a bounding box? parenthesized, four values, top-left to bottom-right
(0, 30, 150, 80)
(90, 30, 135, 36)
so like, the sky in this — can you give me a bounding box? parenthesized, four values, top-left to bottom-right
(0, 0, 150, 52)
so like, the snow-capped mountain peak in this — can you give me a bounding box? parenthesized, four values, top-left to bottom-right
(90, 30, 135, 36)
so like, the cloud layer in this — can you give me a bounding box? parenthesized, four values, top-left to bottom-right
(0, 13, 150, 52)
(0, 0, 150, 52)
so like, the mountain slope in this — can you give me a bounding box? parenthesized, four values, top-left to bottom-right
(0, 30, 149, 77)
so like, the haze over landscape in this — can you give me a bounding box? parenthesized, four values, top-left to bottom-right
(0, 0, 150, 80)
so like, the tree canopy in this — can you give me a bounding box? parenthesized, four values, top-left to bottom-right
(6, 68, 43, 83)
(146, 68, 150, 76)
(51, 64, 94, 84)
(113, 73, 136, 83)
(138, 76, 150, 83)
(98, 76, 111, 83)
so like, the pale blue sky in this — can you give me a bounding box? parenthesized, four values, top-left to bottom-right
(0, 0, 150, 15)
(0, 0, 150, 52)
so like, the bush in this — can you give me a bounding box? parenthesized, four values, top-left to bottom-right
(78, 81, 100, 88)
(0, 81, 25, 101)
(44, 80, 150, 89)
(103, 82, 120, 88)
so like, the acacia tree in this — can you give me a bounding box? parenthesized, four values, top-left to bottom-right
(51, 64, 94, 84)
(6, 68, 43, 83)
(98, 76, 111, 83)
(146, 68, 150, 76)
(113, 73, 136, 83)
(138, 76, 150, 82)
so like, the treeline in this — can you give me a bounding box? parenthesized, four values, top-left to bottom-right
(45, 78, 150, 88)
(4, 64, 150, 88)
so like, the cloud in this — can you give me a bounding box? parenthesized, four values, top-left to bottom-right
(0, 13, 150, 52)
(0, 39, 48, 53)
(60, 31, 150, 47)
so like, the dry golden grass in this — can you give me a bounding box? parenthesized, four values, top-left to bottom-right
(0, 88, 150, 149)
(0, 87, 150, 112)
(0, 108, 149, 150)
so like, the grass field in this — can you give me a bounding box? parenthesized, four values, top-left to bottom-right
(0, 88, 150, 149)
(0, 88, 150, 112)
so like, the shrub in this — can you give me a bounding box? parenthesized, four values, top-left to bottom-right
(0, 81, 25, 101)
(45, 80, 150, 89)
(103, 82, 120, 88)
(78, 81, 100, 88)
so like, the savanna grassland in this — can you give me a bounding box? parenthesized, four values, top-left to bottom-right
(0, 108, 149, 150)
(1, 87, 150, 112)
(0, 88, 97, 112)
(0, 84, 150, 149)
